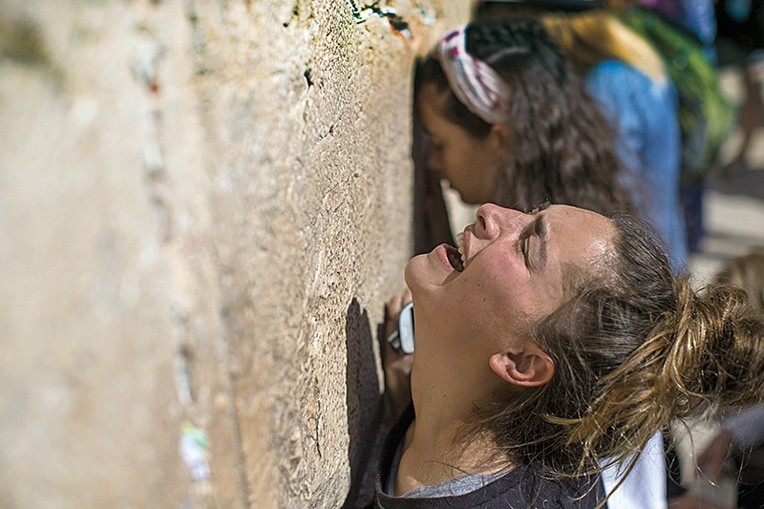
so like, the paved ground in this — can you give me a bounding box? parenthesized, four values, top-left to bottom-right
(689, 162, 764, 288)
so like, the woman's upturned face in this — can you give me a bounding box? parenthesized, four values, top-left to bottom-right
(405, 203, 615, 359)
(417, 84, 505, 204)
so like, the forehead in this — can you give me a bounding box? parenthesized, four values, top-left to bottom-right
(417, 85, 451, 125)
(546, 204, 611, 228)
(545, 204, 615, 266)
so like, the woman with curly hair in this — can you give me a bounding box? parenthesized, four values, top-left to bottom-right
(539, 9, 693, 269)
(415, 17, 688, 270)
(415, 19, 633, 241)
(374, 203, 763, 508)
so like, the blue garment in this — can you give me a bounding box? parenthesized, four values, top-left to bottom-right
(643, 0, 717, 61)
(679, 0, 718, 61)
(587, 60, 688, 271)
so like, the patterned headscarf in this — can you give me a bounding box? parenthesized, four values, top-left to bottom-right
(435, 25, 511, 125)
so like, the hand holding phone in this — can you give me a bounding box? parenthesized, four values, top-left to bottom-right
(387, 301, 414, 354)
(382, 292, 414, 417)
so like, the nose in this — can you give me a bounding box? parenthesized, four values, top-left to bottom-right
(475, 203, 529, 239)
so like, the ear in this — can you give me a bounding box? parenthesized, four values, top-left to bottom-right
(489, 346, 554, 388)
(488, 122, 511, 153)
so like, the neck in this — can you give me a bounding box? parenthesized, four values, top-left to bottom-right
(394, 367, 510, 495)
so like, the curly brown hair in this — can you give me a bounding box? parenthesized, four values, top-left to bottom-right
(472, 213, 764, 486)
(416, 18, 636, 215)
(714, 249, 764, 312)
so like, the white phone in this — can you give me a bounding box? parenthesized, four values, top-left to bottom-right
(388, 302, 415, 354)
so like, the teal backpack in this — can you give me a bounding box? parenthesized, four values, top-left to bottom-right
(618, 7, 735, 181)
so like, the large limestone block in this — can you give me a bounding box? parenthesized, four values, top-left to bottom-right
(0, 0, 468, 507)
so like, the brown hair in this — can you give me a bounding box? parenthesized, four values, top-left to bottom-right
(474, 213, 764, 482)
(540, 11, 667, 83)
(714, 249, 764, 312)
(416, 18, 635, 215)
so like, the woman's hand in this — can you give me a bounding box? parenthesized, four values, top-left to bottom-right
(380, 289, 414, 421)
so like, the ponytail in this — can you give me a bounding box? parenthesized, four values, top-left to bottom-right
(664, 281, 764, 414)
(568, 278, 764, 473)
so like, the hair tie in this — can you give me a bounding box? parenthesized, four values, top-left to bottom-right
(435, 25, 511, 125)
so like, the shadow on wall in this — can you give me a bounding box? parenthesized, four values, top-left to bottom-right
(343, 298, 384, 508)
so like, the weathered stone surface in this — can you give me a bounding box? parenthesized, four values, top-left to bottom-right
(0, 1, 468, 507)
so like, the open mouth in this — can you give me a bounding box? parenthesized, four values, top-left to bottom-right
(445, 245, 464, 272)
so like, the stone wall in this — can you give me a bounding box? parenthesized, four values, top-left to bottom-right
(0, 1, 468, 507)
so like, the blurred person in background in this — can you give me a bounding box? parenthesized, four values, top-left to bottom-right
(597, 0, 733, 254)
(539, 9, 690, 271)
(715, 0, 764, 173)
(477, 0, 734, 260)
(414, 18, 635, 251)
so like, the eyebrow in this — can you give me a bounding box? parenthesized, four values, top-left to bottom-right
(533, 214, 548, 270)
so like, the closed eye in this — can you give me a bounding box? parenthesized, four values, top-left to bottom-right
(521, 212, 548, 271)
(520, 232, 531, 268)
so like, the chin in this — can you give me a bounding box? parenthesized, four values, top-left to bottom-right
(403, 256, 420, 289)
(404, 254, 432, 295)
